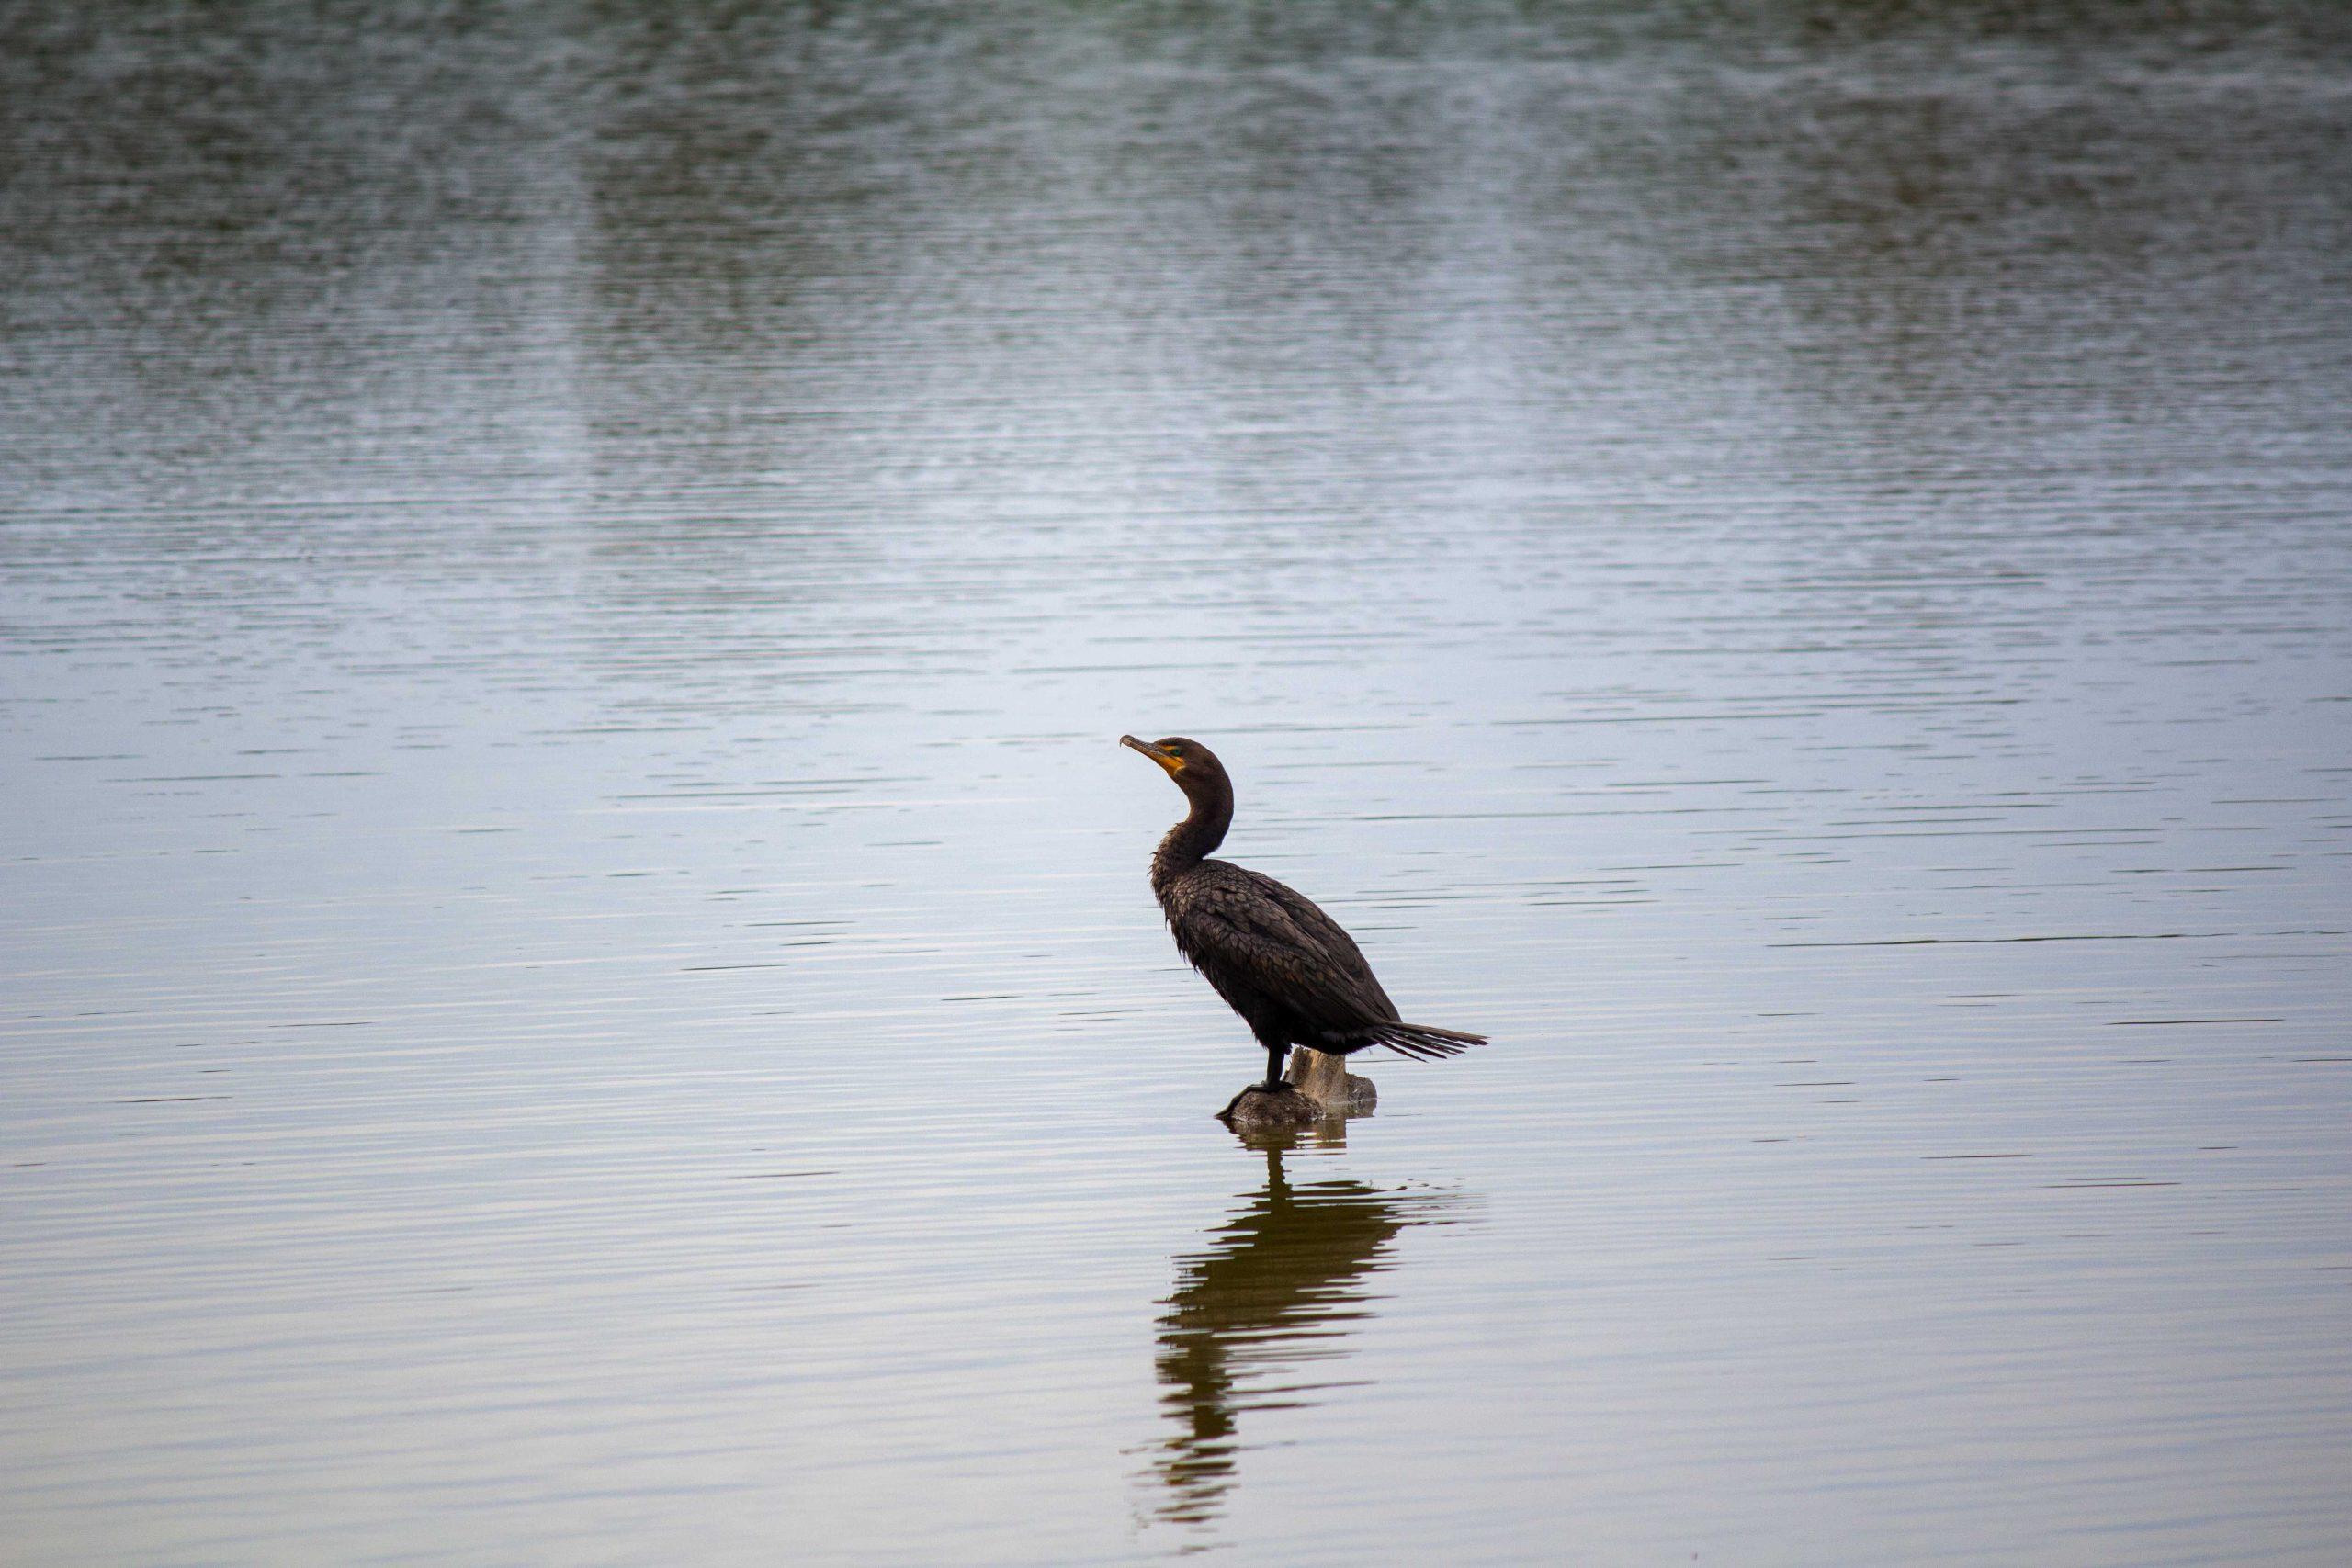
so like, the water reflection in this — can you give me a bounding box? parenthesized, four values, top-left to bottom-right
(1149, 1126, 1467, 1531)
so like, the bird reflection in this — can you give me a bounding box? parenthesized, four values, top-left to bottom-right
(1148, 1125, 1464, 1530)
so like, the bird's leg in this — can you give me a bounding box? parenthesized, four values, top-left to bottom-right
(1261, 1042, 1287, 1092)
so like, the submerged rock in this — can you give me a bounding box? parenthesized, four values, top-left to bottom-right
(1216, 1047, 1377, 1129)
(1216, 1082, 1322, 1129)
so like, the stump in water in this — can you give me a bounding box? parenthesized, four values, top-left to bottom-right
(1216, 1047, 1376, 1129)
(1284, 1045, 1376, 1113)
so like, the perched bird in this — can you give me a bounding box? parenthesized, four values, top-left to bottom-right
(1121, 734, 1486, 1091)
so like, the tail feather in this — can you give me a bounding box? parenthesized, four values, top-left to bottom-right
(1368, 1021, 1487, 1063)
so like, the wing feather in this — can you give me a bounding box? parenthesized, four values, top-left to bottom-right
(1167, 862, 1397, 1035)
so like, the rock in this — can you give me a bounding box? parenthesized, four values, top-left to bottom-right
(1216, 1047, 1377, 1128)
(1284, 1046, 1377, 1113)
(1216, 1082, 1323, 1130)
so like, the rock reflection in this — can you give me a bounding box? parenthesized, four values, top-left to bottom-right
(1148, 1123, 1465, 1531)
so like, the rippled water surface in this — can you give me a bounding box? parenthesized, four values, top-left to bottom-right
(6, 3, 2351, 1562)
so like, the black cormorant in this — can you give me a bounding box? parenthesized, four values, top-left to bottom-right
(1121, 734, 1486, 1090)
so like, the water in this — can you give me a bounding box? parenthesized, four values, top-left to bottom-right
(5, 3, 2351, 1562)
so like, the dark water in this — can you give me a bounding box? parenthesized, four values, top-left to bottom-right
(5, 3, 2351, 1562)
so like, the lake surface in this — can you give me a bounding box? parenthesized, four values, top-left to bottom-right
(5, 3, 2351, 1562)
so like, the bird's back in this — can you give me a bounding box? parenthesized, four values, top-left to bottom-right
(1159, 859, 1398, 1035)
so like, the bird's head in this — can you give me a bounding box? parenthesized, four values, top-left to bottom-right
(1120, 734, 1231, 806)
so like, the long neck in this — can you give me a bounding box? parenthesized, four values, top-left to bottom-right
(1150, 786, 1232, 894)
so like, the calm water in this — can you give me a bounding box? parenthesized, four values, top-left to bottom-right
(6, 3, 2351, 1562)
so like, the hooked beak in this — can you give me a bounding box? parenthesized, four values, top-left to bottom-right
(1120, 734, 1180, 774)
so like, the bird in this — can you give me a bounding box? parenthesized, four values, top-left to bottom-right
(1121, 734, 1486, 1092)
